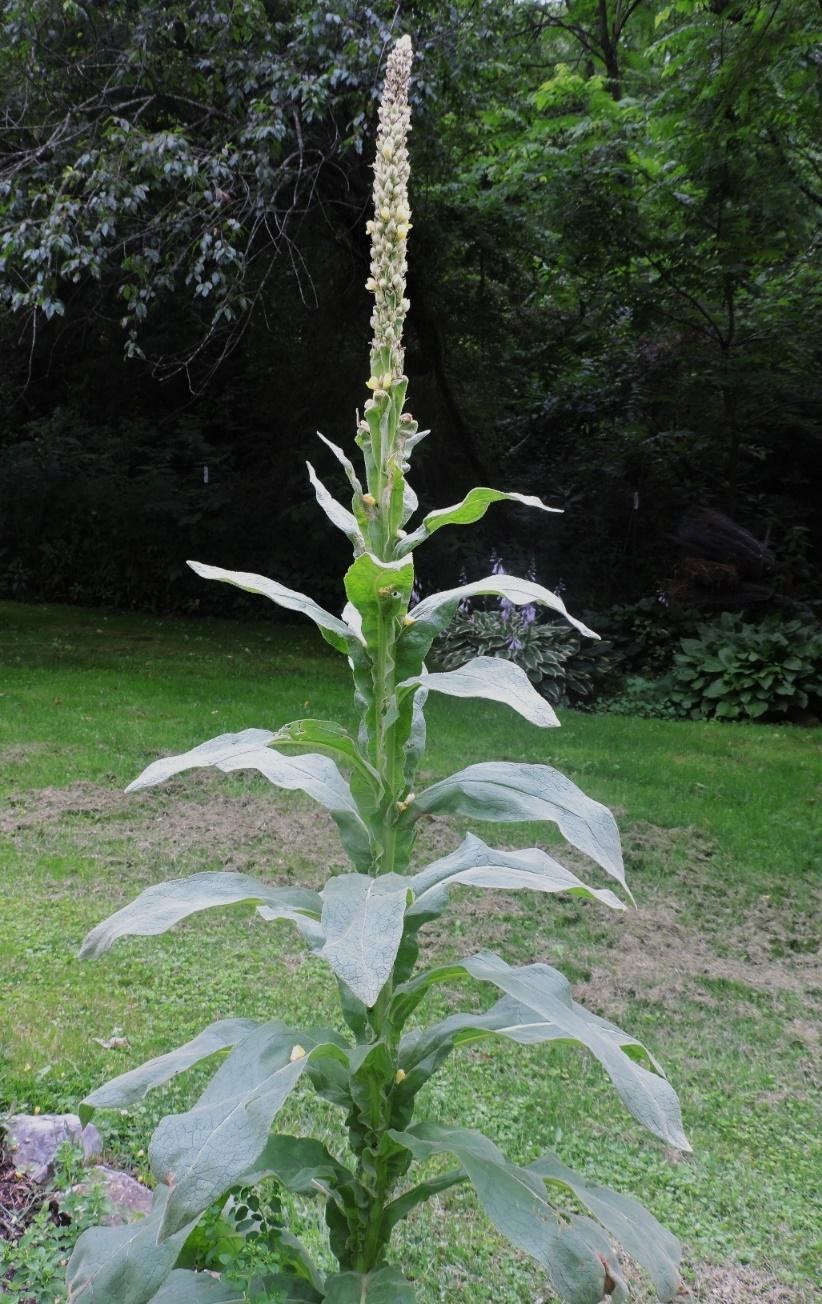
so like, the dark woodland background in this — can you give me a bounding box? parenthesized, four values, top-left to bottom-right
(0, 0, 819, 619)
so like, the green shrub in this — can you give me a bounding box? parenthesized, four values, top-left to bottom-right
(593, 598, 699, 677)
(669, 614, 822, 721)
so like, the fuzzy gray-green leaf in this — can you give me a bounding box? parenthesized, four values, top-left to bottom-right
(80, 1017, 260, 1122)
(79, 872, 322, 959)
(397, 487, 560, 554)
(387, 1123, 623, 1303)
(66, 1185, 194, 1304)
(323, 1267, 416, 1302)
(462, 952, 689, 1149)
(150, 1023, 347, 1238)
(187, 560, 358, 652)
(399, 657, 559, 728)
(307, 462, 364, 548)
(407, 833, 625, 920)
(148, 1272, 245, 1303)
(320, 873, 410, 1007)
(527, 1151, 683, 1300)
(413, 763, 626, 888)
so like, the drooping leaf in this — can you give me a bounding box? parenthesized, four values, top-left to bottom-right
(527, 1151, 683, 1300)
(460, 953, 689, 1149)
(148, 1271, 244, 1303)
(323, 1266, 416, 1302)
(80, 1017, 260, 1123)
(403, 573, 597, 659)
(150, 1023, 348, 1238)
(397, 487, 561, 554)
(387, 1123, 625, 1303)
(307, 462, 364, 549)
(407, 833, 625, 922)
(125, 728, 274, 791)
(66, 1185, 195, 1304)
(126, 735, 373, 871)
(399, 657, 560, 728)
(79, 872, 322, 959)
(186, 561, 360, 652)
(412, 763, 627, 888)
(319, 873, 410, 1007)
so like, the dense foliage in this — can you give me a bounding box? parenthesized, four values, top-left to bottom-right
(667, 613, 822, 721)
(0, 0, 819, 613)
(67, 39, 689, 1303)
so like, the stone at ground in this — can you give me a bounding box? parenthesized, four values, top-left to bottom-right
(5, 1113, 102, 1183)
(70, 1165, 153, 1224)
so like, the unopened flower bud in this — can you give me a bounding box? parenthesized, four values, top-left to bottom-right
(380, 206, 391, 222)
(394, 1069, 407, 1084)
(366, 376, 381, 391)
(365, 277, 377, 291)
(381, 371, 393, 389)
(290, 1044, 306, 1062)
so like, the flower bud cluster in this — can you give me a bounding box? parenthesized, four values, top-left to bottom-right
(366, 35, 413, 382)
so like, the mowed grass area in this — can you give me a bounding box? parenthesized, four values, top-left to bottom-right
(1, 599, 819, 1301)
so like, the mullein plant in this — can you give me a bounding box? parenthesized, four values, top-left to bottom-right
(67, 36, 689, 1304)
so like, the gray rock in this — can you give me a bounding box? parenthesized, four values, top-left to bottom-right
(5, 1113, 103, 1183)
(71, 1165, 153, 1225)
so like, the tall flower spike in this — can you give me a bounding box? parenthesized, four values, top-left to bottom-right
(367, 35, 413, 382)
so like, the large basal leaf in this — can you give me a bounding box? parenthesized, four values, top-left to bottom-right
(407, 833, 625, 922)
(79, 872, 322, 959)
(307, 462, 364, 549)
(150, 1023, 347, 1239)
(398, 657, 559, 729)
(397, 487, 560, 554)
(80, 1017, 260, 1123)
(319, 873, 410, 1007)
(527, 1151, 683, 1301)
(66, 1184, 195, 1304)
(461, 952, 690, 1150)
(126, 734, 373, 871)
(148, 1272, 244, 1303)
(323, 1267, 416, 1302)
(412, 763, 627, 889)
(187, 560, 360, 653)
(387, 1123, 625, 1304)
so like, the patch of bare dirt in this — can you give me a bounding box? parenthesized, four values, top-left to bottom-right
(0, 781, 126, 833)
(0, 742, 48, 767)
(691, 1262, 812, 1302)
(574, 888, 821, 1022)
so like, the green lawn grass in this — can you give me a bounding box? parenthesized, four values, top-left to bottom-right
(1, 600, 819, 1300)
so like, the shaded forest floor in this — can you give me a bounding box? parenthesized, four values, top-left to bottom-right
(0, 601, 819, 1300)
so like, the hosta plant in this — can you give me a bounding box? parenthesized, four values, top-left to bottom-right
(68, 37, 689, 1304)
